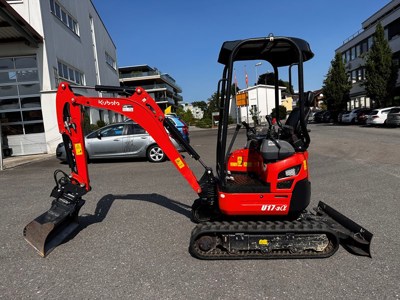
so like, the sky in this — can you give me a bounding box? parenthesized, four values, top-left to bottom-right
(92, 0, 391, 102)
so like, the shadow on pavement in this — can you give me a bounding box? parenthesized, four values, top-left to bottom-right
(77, 193, 192, 231)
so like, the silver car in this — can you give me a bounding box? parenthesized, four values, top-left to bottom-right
(386, 107, 400, 127)
(56, 121, 183, 163)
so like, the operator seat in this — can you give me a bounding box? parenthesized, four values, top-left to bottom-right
(280, 91, 314, 149)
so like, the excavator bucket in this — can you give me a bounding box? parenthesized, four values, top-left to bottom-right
(316, 201, 373, 257)
(23, 198, 85, 257)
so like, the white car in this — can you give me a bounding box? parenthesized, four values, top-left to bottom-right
(341, 108, 361, 124)
(366, 107, 396, 126)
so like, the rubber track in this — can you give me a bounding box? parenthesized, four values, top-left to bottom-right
(189, 219, 340, 260)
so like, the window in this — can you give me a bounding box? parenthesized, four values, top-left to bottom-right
(105, 52, 116, 70)
(57, 60, 85, 85)
(127, 124, 146, 135)
(0, 56, 42, 135)
(49, 0, 79, 36)
(350, 47, 356, 60)
(100, 125, 124, 137)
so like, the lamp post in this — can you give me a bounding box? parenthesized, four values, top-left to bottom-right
(255, 62, 262, 124)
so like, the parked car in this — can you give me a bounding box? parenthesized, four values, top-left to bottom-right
(337, 110, 349, 123)
(165, 114, 190, 143)
(356, 109, 372, 125)
(56, 121, 183, 163)
(322, 111, 334, 123)
(366, 107, 396, 126)
(313, 110, 326, 123)
(386, 107, 400, 127)
(341, 108, 364, 124)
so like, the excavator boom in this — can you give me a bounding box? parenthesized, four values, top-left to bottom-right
(23, 82, 203, 257)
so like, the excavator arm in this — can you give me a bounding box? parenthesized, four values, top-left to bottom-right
(23, 82, 210, 257)
(57, 82, 202, 193)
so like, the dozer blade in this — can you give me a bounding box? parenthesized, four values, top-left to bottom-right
(316, 201, 373, 257)
(23, 198, 85, 257)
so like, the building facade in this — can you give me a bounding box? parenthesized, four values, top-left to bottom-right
(182, 103, 204, 119)
(0, 0, 119, 156)
(119, 65, 183, 111)
(233, 85, 285, 124)
(336, 0, 400, 110)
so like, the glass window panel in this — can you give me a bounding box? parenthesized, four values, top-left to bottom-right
(356, 44, 361, 57)
(61, 10, 67, 23)
(24, 123, 44, 134)
(62, 64, 68, 78)
(21, 96, 41, 108)
(0, 85, 18, 97)
(75, 70, 82, 84)
(368, 36, 373, 49)
(3, 124, 23, 135)
(68, 15, 73, 29)
(0, 111, 22, 122)
(58, 62, 63, 77)
(0, 71, 17, 84)
(73, 20, 78, 34)
(16, 70, 39, 82)
(0, 58, 14, 70)
(18, 83, 40, 95)
(15, 57, 36, 69)
(0, 98, 20, 110)
(68, 68, 75, 82)
(49, 0, 55, 12)
(55, 3, 61, 18)
(22, 110, 43, 121)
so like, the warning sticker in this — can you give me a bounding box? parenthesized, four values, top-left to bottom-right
(175, 158, 185, 169)
(75, 143, 83, 155)
(122, 105, 134, 112)
(259, 239, 269, 245)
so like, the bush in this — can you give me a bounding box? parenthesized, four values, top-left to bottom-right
(96, 120, 107, 128)
(196, 118, 212, 128)
(90, 124, 99, 132)
(271, 105, 287, 120)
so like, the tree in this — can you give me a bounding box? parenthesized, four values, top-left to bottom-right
(203, 92, 219, 120)
(271, 105, 287, 120)
(322, 52, 351, 111)
(191, 101, 207, 112)
(176, 106, 194, 125)
(364, 22, 398, 108)
(258, 72, 294, 94)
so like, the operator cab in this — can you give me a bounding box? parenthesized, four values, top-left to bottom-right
(216, 35, 314, 178)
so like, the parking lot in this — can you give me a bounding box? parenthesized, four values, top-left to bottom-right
(1, 124, 399, 299)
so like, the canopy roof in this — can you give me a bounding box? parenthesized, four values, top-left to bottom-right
(218, 36, 314, 67)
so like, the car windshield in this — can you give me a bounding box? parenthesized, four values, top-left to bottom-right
(389, 108, 400, 113)
(370, 110, 378, 115)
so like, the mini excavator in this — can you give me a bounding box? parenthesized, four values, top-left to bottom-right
(24, 35, 372, 259)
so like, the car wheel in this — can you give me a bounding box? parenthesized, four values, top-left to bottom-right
(147, 144, 166, 163)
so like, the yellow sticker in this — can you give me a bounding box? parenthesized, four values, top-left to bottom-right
(175, 158, 185, 169)
(303, 160, 307, 170)
(237, 156, 243, 166)
(230, 162, 238, 167)
(75, 143, 83, 155)
(259, 239, 269, 245)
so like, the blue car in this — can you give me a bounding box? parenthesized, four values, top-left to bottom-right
(166, 114, 190, 144)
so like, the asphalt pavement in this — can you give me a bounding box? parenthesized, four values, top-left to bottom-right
(0, 124, 399, 299)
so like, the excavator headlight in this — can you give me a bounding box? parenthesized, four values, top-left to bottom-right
(278, 165, 301, 179)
